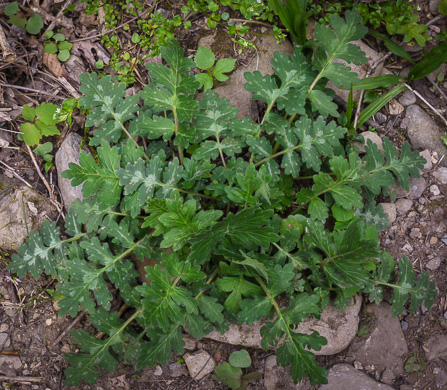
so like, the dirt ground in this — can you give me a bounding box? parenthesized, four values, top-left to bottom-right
(0, 0, 446, 389)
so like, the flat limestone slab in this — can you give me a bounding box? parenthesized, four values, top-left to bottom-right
(206, 295, 362, 355)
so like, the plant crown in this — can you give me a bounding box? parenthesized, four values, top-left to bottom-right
(8, 9, 436, 387)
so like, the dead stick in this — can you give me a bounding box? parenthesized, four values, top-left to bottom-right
(43, 0, 76, 34)
(0, 160, 32, 187)
(24, 144, 64, 216)
(0, 83, 65, 100)
(0, 376, 43, 383)
(426, 76, 447, 102)
(50, 312, 87, 348)
(0, 24, 15, 61)
(72, 6, 154, 43)
(229, 18, 274, 28)
(404, 83, 447, 126)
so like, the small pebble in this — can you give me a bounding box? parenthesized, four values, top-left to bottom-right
(375, 112, 387, 124)
(214, 352, 221, 362)
(401, 321, 409, 331)
(420, 150, 433, 170)
(409, 228, 422, 239)
(0, 333, 10, 348)
(45, 318, 53, 326)
(444, 312, 447, 320)
(419, 197, 427, 205)
(430, 185, 441, 196)
(442, 237, 447, 245)
(427, 257, 441, 271)
(385, 238, 391, 245)
(154, 365, 163, 376)
(354, 361, 363, 370)
(430, 237, 438, 245)
(400, 117, 410, 129)
(402, 243, 413, 253)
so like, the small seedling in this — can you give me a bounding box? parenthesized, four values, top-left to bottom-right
(33, 142, 54, 172)
(5, 2, 43, 35)
(20, 103, 61, 146)
(404, 352, 425, 373)
(213, 350, 262, 389)
(194, 46, 236, 91)
(44, 31, 73, 62)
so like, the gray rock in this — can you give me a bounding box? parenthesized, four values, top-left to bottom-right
(426, 334, 447, 361)
(55, 133, 86, 211)
(0, 356, 21, 370)
(427, 257, 441, 271)
(320, 364, 394, 390)
(394, 185, 410, 199)
(399, 90, 416, 106)
(435, 368, 447, 388)
(375, 112, 387, 124)
(183, 350, 215, 381)
(0, 176, 57, 251)
(381, 367, 396, 385)
(395, 199, 413, 215)
(420, 150, 433, 170)
(168, 362, 184, 378)
(430, 0, 442, 14)
(183, 335, 197, 351)
(408, 177, 427, 199)
(347, 302, 408, 377)
(0, 362, 16, 377)
(406, 105, 447, 165)
(379, 203, 396, 223)
(198, 34, 293, 120)
(433, 167, 447, 184)
(264, 355, 311, 390)
(0, 333, 10, 348)
(206, 296, 362, 356)
(430, 185, 441, 196)
(401, 42, 423, 53)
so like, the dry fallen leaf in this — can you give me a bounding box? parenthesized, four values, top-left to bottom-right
(72, 41, 110, 67)
(43, 52, 63, 78)
(389, 99, 404, 116)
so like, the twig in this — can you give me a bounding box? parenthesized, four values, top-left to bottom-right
(71, 6, 154, 43)
(24, 144, 64, 216)
(0, 24, 15, 62)
(426, 76, 447, 102)
(50, 312, 87, 348)
(427, 15, 444, 26)
(0, 127, 23, 134)
(229, 18, 274, 28)
(0, 376, 43, 383)
(43, 0, 76, 34)
(0, 160, 32, 187)
(0, 83, 65, 100)
(404, 82, 447, 126)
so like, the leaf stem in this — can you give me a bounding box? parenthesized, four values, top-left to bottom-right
(216, 136, 227, 167)
(272, 242, 307, 270)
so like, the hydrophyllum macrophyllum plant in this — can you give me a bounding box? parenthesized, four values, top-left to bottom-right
(8, 9, 436, 386)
